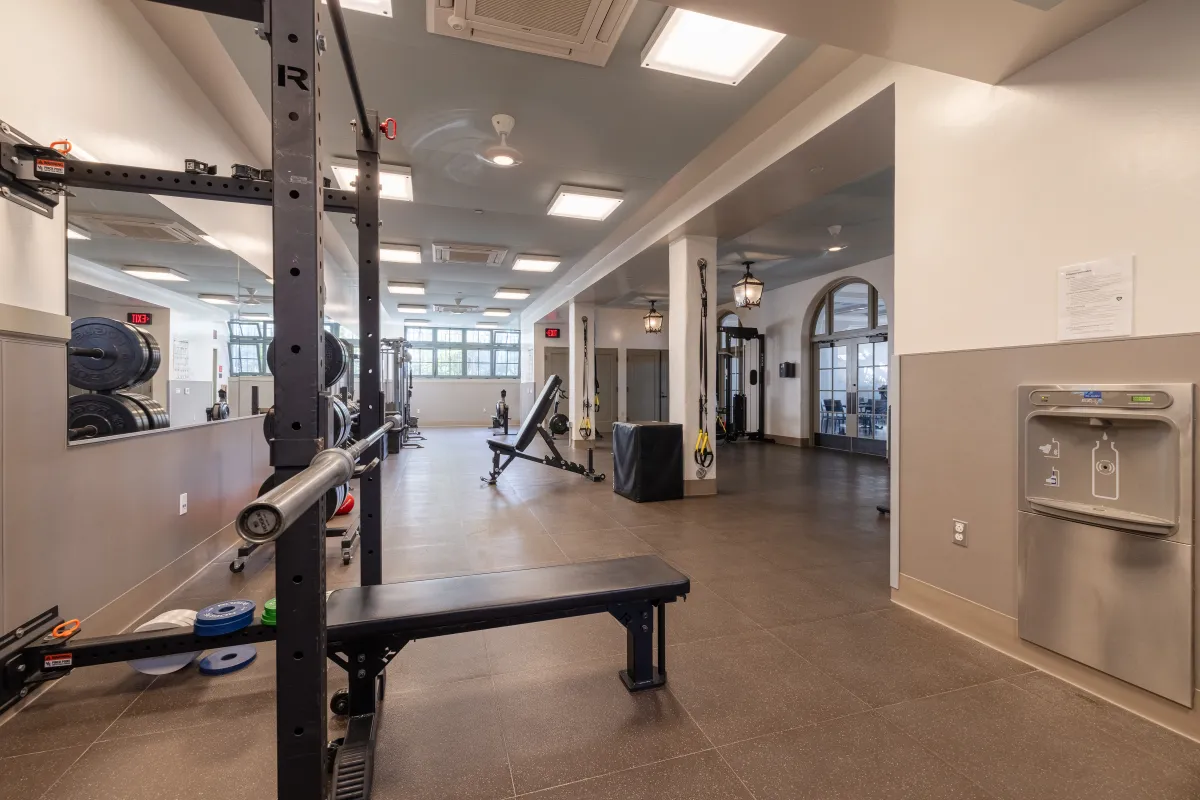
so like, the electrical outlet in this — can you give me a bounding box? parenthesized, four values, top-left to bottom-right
(179, 493, 188, 515)
(952, 519, 968, 547)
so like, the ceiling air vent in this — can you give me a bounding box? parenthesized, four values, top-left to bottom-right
(432, 243, 508, 266)
(433, 302, 481, 314)
(427, 0, 638, 67)
(70, 215, 202, 244)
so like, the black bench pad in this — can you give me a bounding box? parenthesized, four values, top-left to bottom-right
(326, 556, 689, 644)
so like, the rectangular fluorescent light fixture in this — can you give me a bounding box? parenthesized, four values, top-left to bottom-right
(381, 244, 422, 264)
(322, 0, 392, 17)
(331, 161, 413, 202)
(122, 266, 189, 282)
(199, 294, 237, 305)
(201, 234, 228, 250)
(66, 226, 90, 241)
(396, 304, 429, 313)
(513, 255, 561, 273)
(547, 186, 623, 221)
(494, 288, 530, 300)
(387, 282, 425, 295)
(240, 313, 272, 320)
(266, 277, 274, 284)
(641, 8, 785, 86)
(482, 308, 511, 317)
(405, 319, 431, 326)
(476, 322, 499, 329)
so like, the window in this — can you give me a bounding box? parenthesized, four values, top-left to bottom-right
(404, 326, 519, 379)
(832, 283, 870, 332)
(494, 349, 519, 377)
(877, 296, 888, 328)
(228, 320, 270, 376)
(466, 350, 492, 376)
(813, 304, 828, 336)
(406, 327, 434, 342)
(231, 343, 263, 375)
(411, 348, 434, 376)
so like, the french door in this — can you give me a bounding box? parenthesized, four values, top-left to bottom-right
(814, 336, 889, 456)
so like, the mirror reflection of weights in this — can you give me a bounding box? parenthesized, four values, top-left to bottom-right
(66, 316, 169, 440)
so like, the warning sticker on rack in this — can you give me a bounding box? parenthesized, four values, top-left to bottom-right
(43, 653, 72, 669)
(35, 159, 66, 175)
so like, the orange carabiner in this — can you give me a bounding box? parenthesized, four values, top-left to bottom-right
(380, 118, 397, 141)
(49, 140, 73, 155)
(52, 619, 81, 639)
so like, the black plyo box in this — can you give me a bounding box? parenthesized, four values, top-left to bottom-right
(612, 422, 683, 503)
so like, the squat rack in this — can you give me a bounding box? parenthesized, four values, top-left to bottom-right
(0, 1, 383, 797)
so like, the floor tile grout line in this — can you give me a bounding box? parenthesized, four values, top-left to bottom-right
(870, 677, 1010, 713)
(33, 744, 96, 800)
(481, 636, 520, 799)
(668, 676, 761, 800)
(758, 625, 875, 709)
(870, 709, 1006, 800)
(511, 745, 717, 797)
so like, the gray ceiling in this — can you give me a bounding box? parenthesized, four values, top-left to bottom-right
(206, 0, 817, 325)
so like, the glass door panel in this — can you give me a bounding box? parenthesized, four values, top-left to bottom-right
(815, 337, 889, 448)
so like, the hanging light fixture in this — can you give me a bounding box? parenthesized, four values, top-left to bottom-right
(732, 262, 764, 308)
(643, 299, 664, 334)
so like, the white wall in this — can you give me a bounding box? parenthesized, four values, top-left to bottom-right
(410, 379, 520, 427)
(894, 0, 1200, 355)
(0, 203, 65, 317)
(757, 256, 894, 441)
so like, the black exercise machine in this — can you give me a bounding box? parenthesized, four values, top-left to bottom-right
(490, 388, 512, 435)
(720, 325, 775, 444)
(483, 374, 605, 484)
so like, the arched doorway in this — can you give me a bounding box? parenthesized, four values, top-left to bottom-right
(811, 280, 889, 456)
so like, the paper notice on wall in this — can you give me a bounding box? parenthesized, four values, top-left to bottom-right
(1057, 256, 1134, 341)
(171, 339, 190, 380)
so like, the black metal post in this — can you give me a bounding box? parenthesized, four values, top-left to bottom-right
(356, 110, 383, 587)
(270, 1, 327, 797)
(251, 384, 260, 415)
(327, 0, 371, 137)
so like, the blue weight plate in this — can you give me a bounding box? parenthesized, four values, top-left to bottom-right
(194, 599, 256, 637)
(198, 645, 258, 676)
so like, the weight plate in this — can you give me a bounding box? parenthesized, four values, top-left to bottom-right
(198, 645, 258, 676)
(548, 413, 570, 436)
(129, 324, 162, 387)
(331, 396, 349, 447)
(68, 393, 150, 437)
(68, 317, 151, 391)
(117, 392, 160, 430)
(263, 407, 275, 442)
(129, 610, 200, 675)
(260, 598, 277, 627)
(194, 599, 256, 637)
(266, 331, 347, 389)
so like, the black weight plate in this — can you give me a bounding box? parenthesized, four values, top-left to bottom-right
(117, 392, 158, 430)
(263, 406, 275, 442)
(68, 317, 150, 391)
(548, 413, 570, 436)
(266, 331, 346, 389)
(129, 325, 161, 386)
(331, 396, 349, 447)
(259, 472, 342, 521)
(68, 393, 149, 437)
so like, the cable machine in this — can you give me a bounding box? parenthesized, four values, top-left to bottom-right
(720, 326, 773, 444)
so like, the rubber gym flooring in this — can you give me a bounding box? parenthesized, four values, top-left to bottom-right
(2, 429, 1200, 799)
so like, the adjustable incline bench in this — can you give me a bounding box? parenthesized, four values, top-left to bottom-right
(483, 374, 605, 484)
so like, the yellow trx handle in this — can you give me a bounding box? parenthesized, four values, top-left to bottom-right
(694, 430, 713, 468)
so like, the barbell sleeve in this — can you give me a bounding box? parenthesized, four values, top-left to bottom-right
(236, 415, 401, 545)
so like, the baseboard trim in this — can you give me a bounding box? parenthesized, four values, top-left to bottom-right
(768, 434, 810, 448)
(893, 573, 1200, 742)
(684, 479, 717, 497)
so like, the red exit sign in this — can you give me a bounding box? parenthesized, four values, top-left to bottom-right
(544, 327, 561, 339)
(127, 312, 153, 325)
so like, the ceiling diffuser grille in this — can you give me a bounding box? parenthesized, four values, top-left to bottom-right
(433, 243, 508, 266)
(71, 215, 201, 244)
(474, 0, 594, 36)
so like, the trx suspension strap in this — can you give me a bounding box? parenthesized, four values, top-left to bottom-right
(580, 316, 593, 439)
(593, 316, 602, 440)
(695, 259, 714, 474)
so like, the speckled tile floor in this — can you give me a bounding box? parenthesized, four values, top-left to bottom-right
(3, 429, 1200, 800)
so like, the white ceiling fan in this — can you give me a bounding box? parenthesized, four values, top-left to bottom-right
(239, 287, 272, 306)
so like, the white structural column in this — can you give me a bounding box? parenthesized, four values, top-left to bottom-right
(568, 300, 596, 443)
(668, 236, 718, 495)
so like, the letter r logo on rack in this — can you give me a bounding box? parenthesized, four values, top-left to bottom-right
(278, 65, 310, 91)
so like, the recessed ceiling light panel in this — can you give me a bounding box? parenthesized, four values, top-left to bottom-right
(476, 322, 499, 329)
(405, 319, 431, 326)
(494, 288, 530, 300)
(201, 234, 229, 250)
(331, 160, 413, 201)
(512, 255, 561, 273)
(240, 312, 272, 320)
(642, 8, 785, 86)
(66, 226, 90, 241)
(122, 266, 189, 282)
(388, 282, 426, 295)
(547, 186, 624, 221)
(396, 304, 430, 313)
(381, 244, 423, 263)
(482, 308, 511, 317)
(322, 0, 391, 17)
(199, 294, 237, 305)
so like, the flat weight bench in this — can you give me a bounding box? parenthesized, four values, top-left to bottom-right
(324, 555, 689, 799)
(483, 373, 605, 484)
